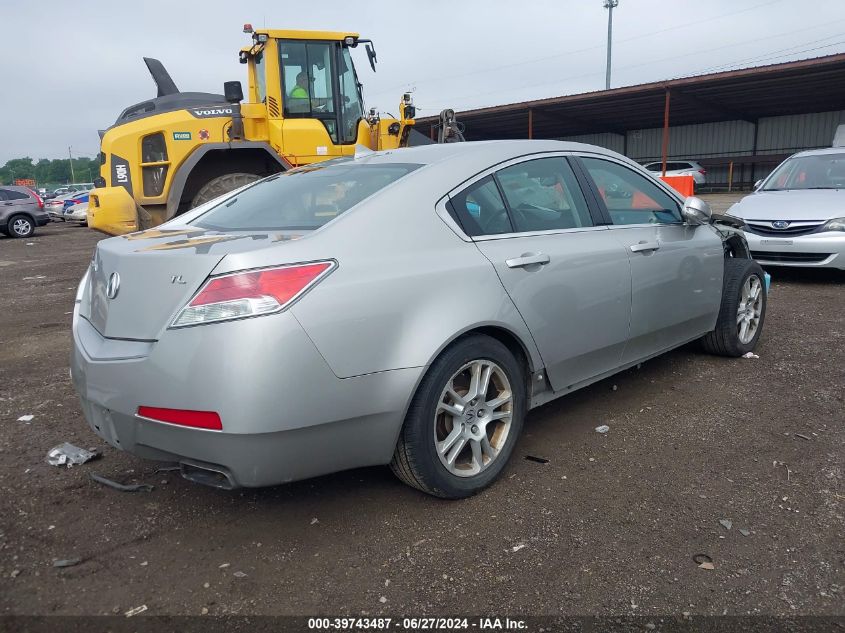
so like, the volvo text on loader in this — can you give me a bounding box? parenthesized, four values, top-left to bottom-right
(89, 26, 463, 235)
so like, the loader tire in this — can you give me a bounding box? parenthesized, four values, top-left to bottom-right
(191, 172, 261, 208)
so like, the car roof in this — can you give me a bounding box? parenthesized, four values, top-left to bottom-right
(1, 185, 35, 194)
(789, 147, 845, 158)
(345, 140, 648, 180)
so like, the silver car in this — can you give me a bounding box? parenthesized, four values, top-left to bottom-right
(729, 148, 845, 269)
(71, 141, 767, 498)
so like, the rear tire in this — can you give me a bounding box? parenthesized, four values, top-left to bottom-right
(391, 335, 526, 499)
(191, 172, 261, 208)
(701, 258, 767, 356)
(6, 215, 35, 238)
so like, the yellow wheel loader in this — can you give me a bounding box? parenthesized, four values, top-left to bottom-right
(89, 26, 463, 236)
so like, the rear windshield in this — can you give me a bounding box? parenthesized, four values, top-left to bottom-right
(193, 162, 422, 231)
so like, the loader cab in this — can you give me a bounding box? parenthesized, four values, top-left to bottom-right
(245, 30, 369, 158)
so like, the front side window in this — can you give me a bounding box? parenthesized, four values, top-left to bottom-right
(581, 157, 681, 226)
(762, 153, 845, 190)
(495, 158, 592, 232)
(193, 162, 421, 232)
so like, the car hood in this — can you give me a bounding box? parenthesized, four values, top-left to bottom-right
(78, 227, 311, 340)
(728, 189, 845, 221)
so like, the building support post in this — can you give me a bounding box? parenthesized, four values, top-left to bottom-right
(750, 119, 759, 189)
(528, 109, 534, 139)
(661, 88, 671, 177)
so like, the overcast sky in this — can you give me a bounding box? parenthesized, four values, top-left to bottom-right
(2, 0, 844, 163)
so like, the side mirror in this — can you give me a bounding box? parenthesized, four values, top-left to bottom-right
(754, 179, 763, 190)
(223, 81, 243, 104)
(682, 196, 712, 225)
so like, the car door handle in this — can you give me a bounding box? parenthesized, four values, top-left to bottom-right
(629, 241, 661, 253)
(506, 253, 551, 268)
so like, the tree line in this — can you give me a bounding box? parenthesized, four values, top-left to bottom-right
(0, 156, 100, 189)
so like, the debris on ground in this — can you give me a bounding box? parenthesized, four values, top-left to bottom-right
(524, 455, 549, 464)
(219, 563, 230, 569)
(17, 414, 34, 422)
(739, 528, 751, 537)
(794, 433, 811, 441)
(693, 553, 715, 570)
(595, 425, 610, 434)
(52, 558, 82, 568)
(46, 443, 98, 468)
(379, 596, 387, 603)
(233, 571, 247, 578)
(511, 543, 526, 552)
(89, 473, 153, 492)
(719, 519, 733, 530)
(310, 518, 319, 525)
(742, 352, 760, 359)
(611, 385, 618, 391)
(125, 605, 147, 617)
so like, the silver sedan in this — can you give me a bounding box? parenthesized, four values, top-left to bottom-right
(728, 148, 845, 269)
(71, 141, 767, 498)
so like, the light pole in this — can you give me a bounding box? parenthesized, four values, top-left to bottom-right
(604, 0, 619, 90)
(68, 146, 75, 183)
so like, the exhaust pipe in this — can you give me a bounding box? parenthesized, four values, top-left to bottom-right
(180, 461, 237, 490)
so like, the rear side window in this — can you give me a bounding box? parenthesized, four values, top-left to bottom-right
(193, 162, 421, 231)
(3, 189, 31, 201)
(449, 176, 512, 236)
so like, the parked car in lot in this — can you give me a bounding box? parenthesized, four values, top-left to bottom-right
(728, 148, 845, 269)
(47, 192, 82, 220)
(62, 192, 89, 212)
(71, 141, 766, 498)
(64, 201, 89, 225)
(643, 160, 707, 185)
(0, 185, 49, 238)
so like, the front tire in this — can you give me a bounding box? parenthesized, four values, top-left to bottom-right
(701, 258, 767, 356)
(391, 335, 526, 499)
(191, 172, 261, 208)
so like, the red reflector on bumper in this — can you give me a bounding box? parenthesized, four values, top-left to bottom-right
(137, 406, 222, 430)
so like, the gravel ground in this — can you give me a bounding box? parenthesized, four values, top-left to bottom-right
(0, 218, 842, 618)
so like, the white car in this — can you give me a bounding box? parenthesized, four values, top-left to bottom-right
(64, 202, 89, 224)
(46, 192, 82, 220)
(643, 160, 707, 185)
(727, 147, 845, 269)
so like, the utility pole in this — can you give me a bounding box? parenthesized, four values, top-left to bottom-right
(604, 0, 619, 90)
(68, 146, 75, 183)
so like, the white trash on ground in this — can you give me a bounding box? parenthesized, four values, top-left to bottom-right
(17, 415, 34, 422)
(742, 352, 760, 359)
(595, 425, 610, 434)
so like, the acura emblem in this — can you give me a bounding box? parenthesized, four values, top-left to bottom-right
(106, 272, 121, 299)
(771, 220, 790, 229)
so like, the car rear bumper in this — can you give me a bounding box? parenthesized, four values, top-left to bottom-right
(70, 306, 421, 487)
(745, 231, 845, 269)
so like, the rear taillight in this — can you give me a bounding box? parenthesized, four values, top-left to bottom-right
(137, 406, 222, 430)
(171, 261, 335, 328)
(699, 169, 707, 175)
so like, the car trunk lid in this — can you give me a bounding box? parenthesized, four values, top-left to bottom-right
(79, 227, 309, 340)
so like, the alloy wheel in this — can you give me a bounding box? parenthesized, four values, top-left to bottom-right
(737, 274, 763, 344)
(12, 217, 32, 237)
(433, 359, 513, 477)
